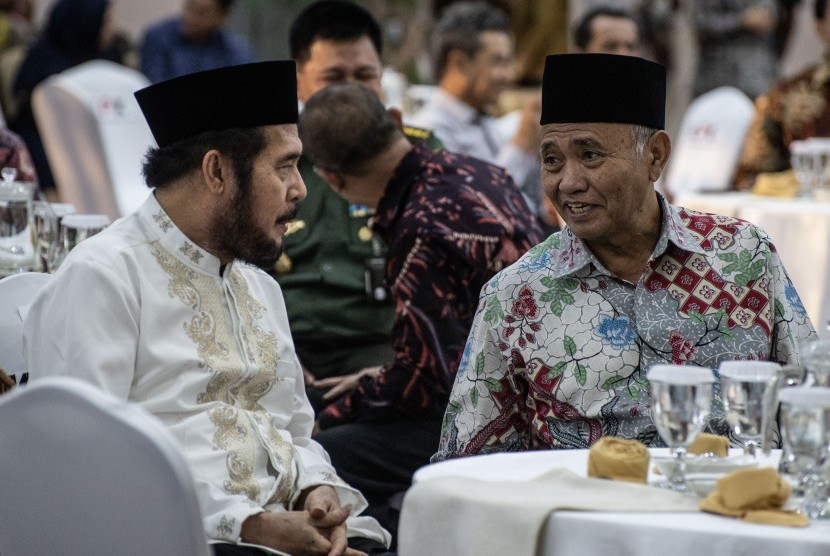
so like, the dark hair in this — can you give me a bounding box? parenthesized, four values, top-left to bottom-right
(214, 0, 235, 11)
(289, 0, 382, 64)
(299, 83, 401, 176)
(431, 1, 510, 80)
(573, 6, 638, 50)
(817, 0, 827, 20)
(142, 127, 265, 189)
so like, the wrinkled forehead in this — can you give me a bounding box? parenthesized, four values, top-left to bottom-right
(540, 122, 633, 147)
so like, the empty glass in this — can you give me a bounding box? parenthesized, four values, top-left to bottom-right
(648, 364, 715, 492)
(778, 386, 830, 520)
(33, 201, 73, 273)
(719, 360, 781, 456)
(800, 338, 830, 387)
(51, 214, 110, 270)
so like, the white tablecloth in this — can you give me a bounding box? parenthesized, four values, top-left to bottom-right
(675, 192, 830, 330)
(399, 449, 830, 556)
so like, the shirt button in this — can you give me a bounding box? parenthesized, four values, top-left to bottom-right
(322, 263, 333, 272)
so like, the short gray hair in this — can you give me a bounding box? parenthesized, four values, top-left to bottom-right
(631, 125, 656, 157)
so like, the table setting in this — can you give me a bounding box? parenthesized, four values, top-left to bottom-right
(398, 358, 830, 556)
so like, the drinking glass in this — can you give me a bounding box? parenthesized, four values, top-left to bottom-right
(718, 360, 781, 456)
(800, 337, 830, 387)
(648, 364, 715, 492)
(33, 201, 74, 273)
(778, 386, 830, 520)
(790, 140, 818, 197)
(0, 167, 37, 277)
(51, 214, 110, 270)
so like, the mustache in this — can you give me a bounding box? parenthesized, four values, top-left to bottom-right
(276, 205, 299, 225)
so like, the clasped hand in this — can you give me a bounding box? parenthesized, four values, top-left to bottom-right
(240, 485, 366, 556)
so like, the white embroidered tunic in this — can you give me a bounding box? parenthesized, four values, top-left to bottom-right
(24, 194, 387, 548)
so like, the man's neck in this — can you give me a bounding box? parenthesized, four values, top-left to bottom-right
(439, 75, 483, 113)
(587, 197, 663, 285)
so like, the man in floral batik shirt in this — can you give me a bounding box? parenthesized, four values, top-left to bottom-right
(435, 53, 816, 460)
(738, 0, 830, 183)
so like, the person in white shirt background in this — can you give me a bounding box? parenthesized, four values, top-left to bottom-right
(407, 1, 547, 230)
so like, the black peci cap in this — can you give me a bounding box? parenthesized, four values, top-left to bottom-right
(134, 61, 299, 148)
(540, 53, 666, 130)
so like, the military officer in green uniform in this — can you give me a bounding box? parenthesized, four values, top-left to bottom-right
(277, 1, 441, 410)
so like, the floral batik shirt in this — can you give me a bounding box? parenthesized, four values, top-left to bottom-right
(434, 195, 816, 460)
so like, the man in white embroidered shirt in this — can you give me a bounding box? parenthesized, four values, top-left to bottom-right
(23, 62, 390, 556)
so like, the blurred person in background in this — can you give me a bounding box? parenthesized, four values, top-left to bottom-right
(572, 5, 642, 55)
(278, 0, 443, 415)
(300, 81, 542, 542)
(693, 0, 780, 100)
(9, 0, 122, 197)
(408, 1, 548, 230)
(139, 0, 253, 84)
(738, 0, 830, 182)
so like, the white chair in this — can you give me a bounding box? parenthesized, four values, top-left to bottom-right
(0, 272, 53, 385)
(32, 60, 155, 221)
(665, 86, 755, 200)
(0, 376, 210, 556)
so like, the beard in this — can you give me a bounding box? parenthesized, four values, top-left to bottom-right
(209, 174, 297, 270)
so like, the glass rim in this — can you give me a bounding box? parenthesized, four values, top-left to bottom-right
(778, 386, 830, 407)
(61, 214, 110, 228)
(647, 364, 714, 384)
(718, 360, 780, 380)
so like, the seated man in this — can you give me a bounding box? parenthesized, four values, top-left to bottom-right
(435, 53, 815, 460)
(23, 62, 389, 556)
(139, 0, 253, 83)
(408, 1, 544, 224)
(299, 82, 543, 537)
(737, 0, 830, 185)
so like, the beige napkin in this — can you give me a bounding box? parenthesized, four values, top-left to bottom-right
(751, 170, 799, 198)
(587, 437, 649, 483)
(689, 433, 730, 457)
(399, 467, 698, 556)
(699, 467, 809, 527)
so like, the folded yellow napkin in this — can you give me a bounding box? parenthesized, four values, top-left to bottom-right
(699, 467, 809, 526)
(751, 170, 799, 198)
(587, 437, 649, 483)
(688, 433, 729, 457)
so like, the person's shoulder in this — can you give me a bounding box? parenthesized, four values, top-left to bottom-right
(141, 17, 178, 44)
(674, 205, 772, 251)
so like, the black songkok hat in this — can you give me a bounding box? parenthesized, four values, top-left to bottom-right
(135, 61, 299, 148)
(540, 54, 666, 130)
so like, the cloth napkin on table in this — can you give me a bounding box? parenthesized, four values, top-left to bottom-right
(689, 433, 730, 457)
(587, 437, 649, 483)
(699, 467, 809, 527)
(398, 467, 698, 556)
(751, 170, 799, 197)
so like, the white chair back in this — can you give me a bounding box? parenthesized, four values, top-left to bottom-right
(665, 86, 755, 199)
(0, 376, 210, 556)
(32, 60, 155, 221)
(0, 272, 53, 385)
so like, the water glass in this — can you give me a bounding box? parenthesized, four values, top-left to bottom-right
(778, 386, 830, 519)
(800, 337, 830, 387)
(718, 360, 781, 456)
(33, 201, 74, 273)
(648, 364, 715, 492)
(51, 214, 110, 270)
(0, 174, 37, 277)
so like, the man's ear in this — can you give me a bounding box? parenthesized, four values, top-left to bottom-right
(201, 149, 230, 195)
(315, 167, 346, 193)
(647, 130, 672, 183)
(387, 107, 404, 132)
(446, 48, 469, 74)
